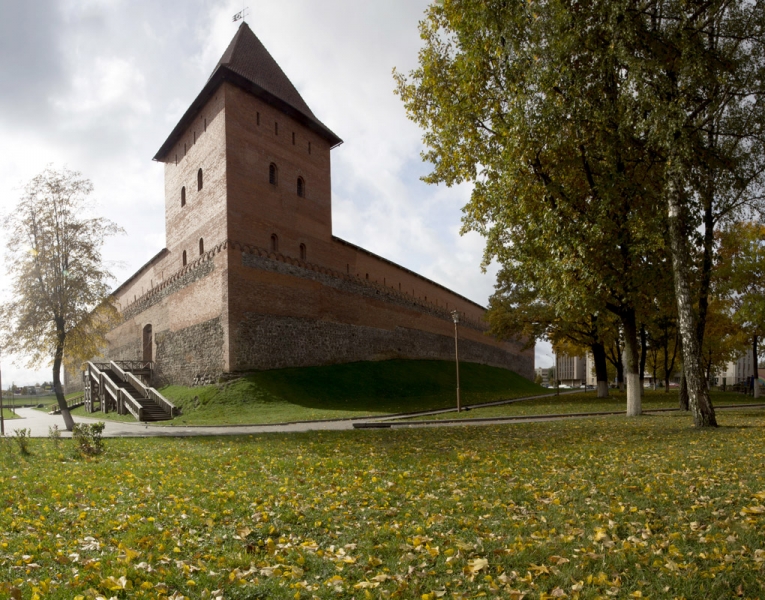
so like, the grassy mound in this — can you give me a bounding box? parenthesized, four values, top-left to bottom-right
(157, 359, 543, 425)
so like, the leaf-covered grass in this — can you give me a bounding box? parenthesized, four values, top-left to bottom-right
(398, 389, 764, 421)
(2, 412, 765, 598)
(81, 360, 545, 426)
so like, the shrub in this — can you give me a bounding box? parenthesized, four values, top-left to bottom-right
(12, 428, 31, 455)
(48, 424, 62, 448)
(72, 422, 105, 457)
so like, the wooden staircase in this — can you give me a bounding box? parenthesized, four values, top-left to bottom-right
(83, 361, 180, 422)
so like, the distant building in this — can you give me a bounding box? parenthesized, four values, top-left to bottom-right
(556, 353, 586, 387)
(535, 367, 551, 387)
(718, 347, 762, 387)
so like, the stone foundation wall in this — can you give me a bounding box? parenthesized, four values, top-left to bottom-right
(153, 317, 225, 386)
(234, 314, 533, 377)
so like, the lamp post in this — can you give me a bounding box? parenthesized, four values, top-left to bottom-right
(451, 310, 461, 413)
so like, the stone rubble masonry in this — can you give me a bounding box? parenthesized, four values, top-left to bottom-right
(153, 317, 225, 387)
(235, 315, 529, 374)
(229, 243, 532, 377)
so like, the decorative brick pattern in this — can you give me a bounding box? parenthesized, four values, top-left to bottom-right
(241, 249, 486, 332)
(121, 252, 217, 321)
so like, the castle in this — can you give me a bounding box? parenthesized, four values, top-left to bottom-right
(99, 22, 533, 386)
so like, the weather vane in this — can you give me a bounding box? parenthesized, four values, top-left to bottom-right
(232, 6, 249, 23)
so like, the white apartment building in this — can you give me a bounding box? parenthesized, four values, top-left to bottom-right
(719, 346, 761, 386)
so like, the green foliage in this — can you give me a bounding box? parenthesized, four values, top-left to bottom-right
(718, 222, 765, 340)
(1, 414, 765, 597)
(395, 0, 765, 425)
(48, 424, 62, 449)
(11, 428, 31, 456)
(71, 422, 105, 457)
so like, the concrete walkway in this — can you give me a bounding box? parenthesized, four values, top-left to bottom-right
(2, 408, 356, 438)
(4, 401, 764, 438)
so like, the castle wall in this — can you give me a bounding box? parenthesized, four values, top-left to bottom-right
(103, 249, 229, 386)
(228, 246, 533, 378)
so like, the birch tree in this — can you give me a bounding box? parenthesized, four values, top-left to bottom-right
(0, 167, 122, 430)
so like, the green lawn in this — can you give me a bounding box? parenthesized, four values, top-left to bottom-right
(1, 409, 19, 420)
(397, 389, 764, 421)
(79, 359, 546, 426)
(6, 393, 58, 407)
(2, 411, 765, 598)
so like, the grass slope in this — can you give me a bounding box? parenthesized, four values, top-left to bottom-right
(2, 411, 765, 598)
(153, 359, 544, 425)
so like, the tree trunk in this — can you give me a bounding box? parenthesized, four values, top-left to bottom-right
(754, 335, 760, 399)
(679, 373, 690, 411)
(667, 178, 717, 427)
(621, 309, 642, 416)
(592, 341, 609, 398)
(53, 327, 75, 431)
(639, 324, 647, 396)
(665, 330, 679, 393)
(616, 343, 625, 392)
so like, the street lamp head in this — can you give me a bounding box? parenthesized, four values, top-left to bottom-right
(451, 310, 460, 324)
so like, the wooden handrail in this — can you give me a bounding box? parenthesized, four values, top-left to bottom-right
(119, 388, 143, 421)
(147, 388, 180, 417)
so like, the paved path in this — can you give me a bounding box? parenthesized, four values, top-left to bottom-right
(3, 408, 357, 438)
(4, 401, 764, 438)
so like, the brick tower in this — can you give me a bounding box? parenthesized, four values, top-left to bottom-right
(153, 22, 343, 271)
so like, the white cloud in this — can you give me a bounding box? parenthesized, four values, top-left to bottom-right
(53, 56, 151, 118)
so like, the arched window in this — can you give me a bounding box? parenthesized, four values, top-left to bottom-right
(270, 234, 279, 252)
(199, 238, 204, 255)
(181, 186, 186, 207)
(197, 168, 203, 191)
(269, 163, 278, 185)
(297, 177, 305, 198)
(300, 243, 306, 260)
(182, 250, 187, 266)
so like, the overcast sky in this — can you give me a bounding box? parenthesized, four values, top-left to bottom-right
(0, 0, 553, 386)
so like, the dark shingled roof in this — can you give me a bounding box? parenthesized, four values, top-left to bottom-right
(154, 22, 342, 161)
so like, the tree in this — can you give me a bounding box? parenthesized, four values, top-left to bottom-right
(623, 0, 765, 425)
(396, 0, 765, 427)
(396, 0, 671, 417)
(486, 277, 617, 398)
(0, 166, 122, 430)
(718, 221, 765, 397)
